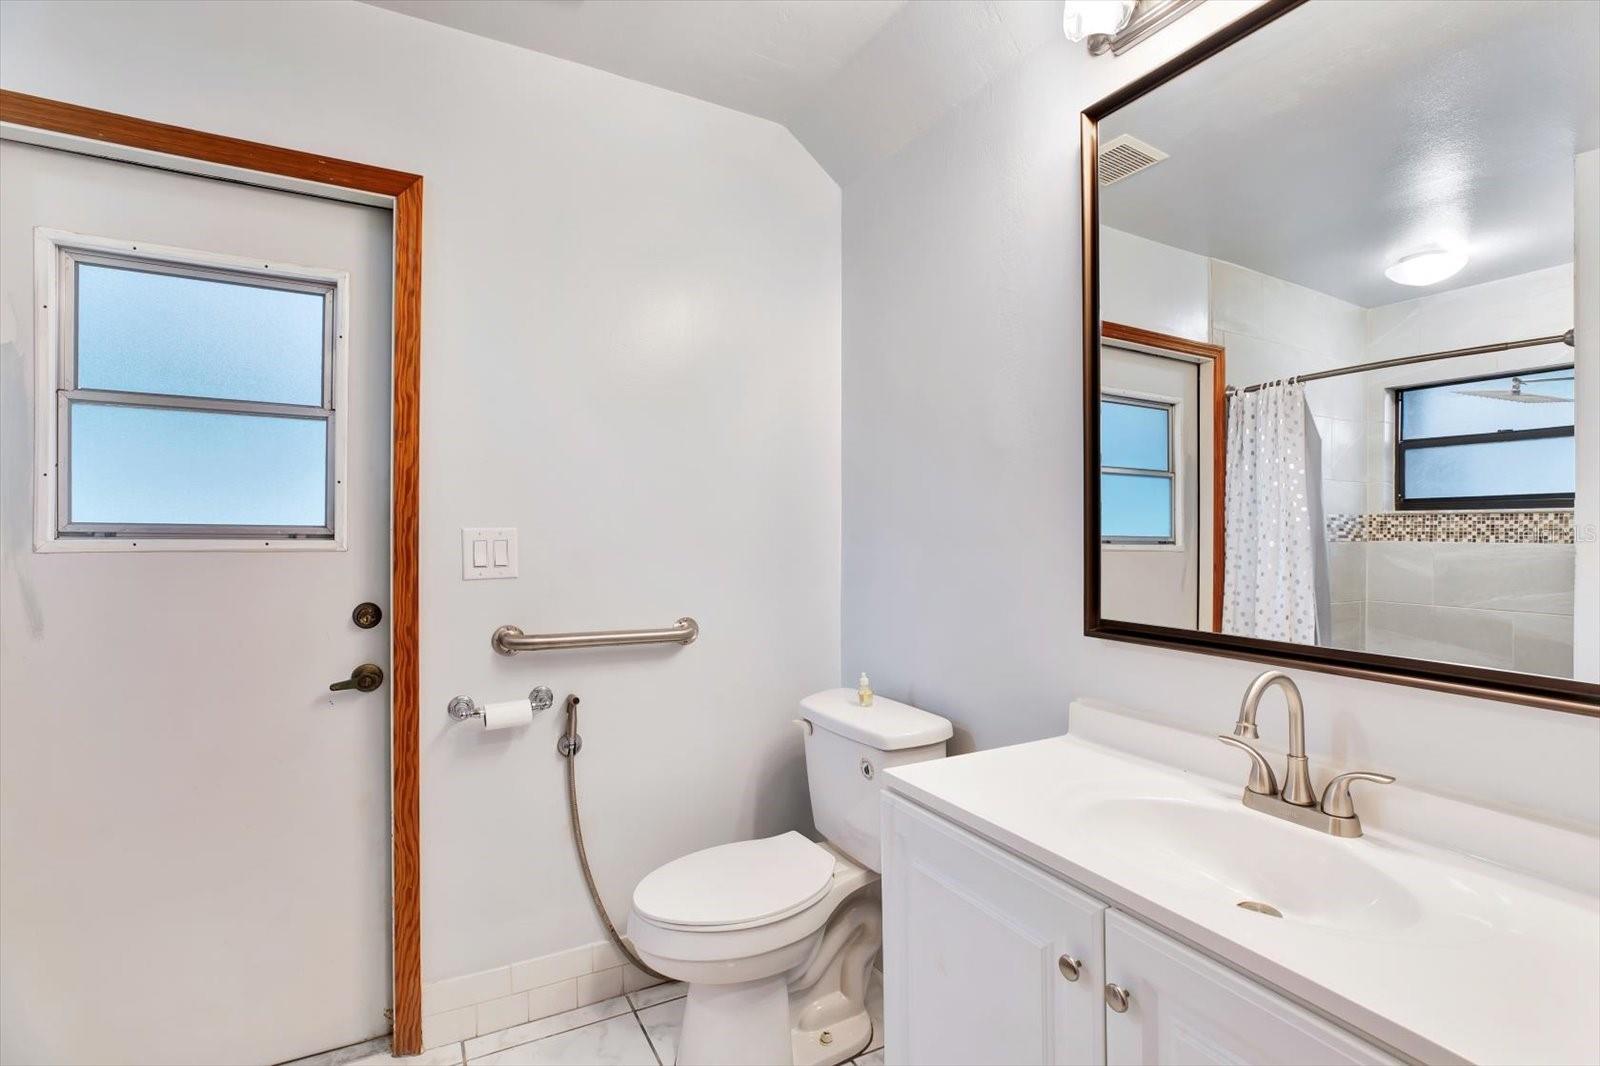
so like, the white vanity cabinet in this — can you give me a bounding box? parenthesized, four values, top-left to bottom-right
(882, 795, 1398, 1066)
(1102, 910, 1399, 1065)
(882, 793, 1107, 1065)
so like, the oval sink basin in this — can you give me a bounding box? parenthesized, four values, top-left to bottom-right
(1079, 797, 1425, 933)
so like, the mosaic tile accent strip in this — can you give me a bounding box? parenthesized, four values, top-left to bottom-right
(1325, 511, 1573, 544)
(1325, 514, 1364, 542)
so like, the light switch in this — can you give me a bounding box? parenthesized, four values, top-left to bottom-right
(462, 528, 519, 580)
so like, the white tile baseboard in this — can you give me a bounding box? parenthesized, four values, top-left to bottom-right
(422, 939, 662, 1050)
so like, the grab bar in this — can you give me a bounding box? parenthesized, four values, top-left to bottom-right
(491, 617, 699, 655)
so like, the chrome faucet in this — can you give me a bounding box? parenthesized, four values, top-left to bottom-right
(1218, 670, 1393, 838)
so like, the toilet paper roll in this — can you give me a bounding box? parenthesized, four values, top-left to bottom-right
(481, 698, 534, 731)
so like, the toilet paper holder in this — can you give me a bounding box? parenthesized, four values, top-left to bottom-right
(447, 686, 555, 723)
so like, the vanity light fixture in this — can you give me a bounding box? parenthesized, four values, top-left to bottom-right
(1384, 247, 1468, 287)
(1063, 0, 1135, 43)
(1066, 0, 1205, 55)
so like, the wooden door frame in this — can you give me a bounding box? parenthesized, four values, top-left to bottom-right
(1100, 321, 1226, 633)
(0, 90, 426, 1056)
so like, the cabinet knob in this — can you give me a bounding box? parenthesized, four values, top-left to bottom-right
(1057, 954, 1082, 982)
(1105, 983, 1132, 1013)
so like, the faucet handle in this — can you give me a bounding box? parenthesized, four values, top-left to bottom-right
(1319, 771, 1395, 819)
(1217, 735, 1278, 796)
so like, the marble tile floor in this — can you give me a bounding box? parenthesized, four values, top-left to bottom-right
(301, 971, 885, 1066)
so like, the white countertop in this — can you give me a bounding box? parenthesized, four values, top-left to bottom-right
(885, 726, 1600, 1065)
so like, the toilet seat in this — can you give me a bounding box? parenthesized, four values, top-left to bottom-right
(633, 831, 835, 932)
(629, 839, 876, 969)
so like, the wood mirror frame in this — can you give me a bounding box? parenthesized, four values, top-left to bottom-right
(1079, 0, 1599, 716)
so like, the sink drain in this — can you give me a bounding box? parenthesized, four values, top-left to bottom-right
(1237, 900, 1283, 918)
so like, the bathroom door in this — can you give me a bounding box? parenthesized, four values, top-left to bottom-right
(0, 141, 393, 1064)
(1099, 347, 1202, 629)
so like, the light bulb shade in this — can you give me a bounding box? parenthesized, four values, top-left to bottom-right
(1063, 0, 1136, 43)
(1384, 248, 1468, 287)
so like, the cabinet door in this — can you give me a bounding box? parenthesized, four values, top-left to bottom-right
(1103, 911, 1399, 1065)
(882, 794, 1106, 1066)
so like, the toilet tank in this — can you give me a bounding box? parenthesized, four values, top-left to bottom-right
(800, 688, 952, 871)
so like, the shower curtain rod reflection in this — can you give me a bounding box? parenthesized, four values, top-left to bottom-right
(1227, 329, 1574, 394)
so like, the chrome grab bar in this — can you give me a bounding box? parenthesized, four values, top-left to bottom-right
(491, 617, 699, 655)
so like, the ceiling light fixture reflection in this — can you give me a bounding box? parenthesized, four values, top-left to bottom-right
(1384, 248, 1468, 287)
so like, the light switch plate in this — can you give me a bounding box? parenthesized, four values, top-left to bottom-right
(462, 527, 518, 580)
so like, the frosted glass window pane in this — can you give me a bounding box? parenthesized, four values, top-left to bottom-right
(76, 263, 325, 406)
(69, 404, 327, 527)
(1102, 473, 1173, 540)
(1101, 400, 1170, 470)
(1401, 369, 1574, 440)
(1403, 437, 1575, 501)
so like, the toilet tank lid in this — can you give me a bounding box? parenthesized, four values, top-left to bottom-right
(800, 688, 952, 750)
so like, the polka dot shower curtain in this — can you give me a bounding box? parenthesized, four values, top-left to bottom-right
(1221, 381, 1327, 644)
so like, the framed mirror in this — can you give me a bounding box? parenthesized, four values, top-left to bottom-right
(1082, 0, 1599, 714)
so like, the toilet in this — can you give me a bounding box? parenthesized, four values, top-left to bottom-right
(628, 688, 952, 1066)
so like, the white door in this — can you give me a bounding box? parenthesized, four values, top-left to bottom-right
(1103, 911, 1397, 1066)
(1099, 347, 1201, 629)
(881, 795, 1106, 1066)
(0, 141, 393, 1064)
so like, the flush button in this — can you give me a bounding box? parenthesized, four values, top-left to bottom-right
(859, 758, 874, 780)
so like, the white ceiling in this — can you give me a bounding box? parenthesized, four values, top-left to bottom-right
(364, 0, 906, 125)
(1100, 0, 1600, 308)
(359, 0, 1063, 183)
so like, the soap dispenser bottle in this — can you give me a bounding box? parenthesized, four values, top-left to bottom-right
(857, 672, 874, 707)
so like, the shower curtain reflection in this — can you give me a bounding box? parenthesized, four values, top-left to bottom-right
(1222, 381, 1329, 643)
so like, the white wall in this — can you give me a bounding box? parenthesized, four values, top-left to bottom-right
(841, 3, 1600, 825)
(1100, 227, 1209, 342)
(0, 0, 841, 989)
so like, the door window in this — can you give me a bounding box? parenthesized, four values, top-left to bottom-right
(37, 231, 348, 548)
(1101, 395, 1177, 543)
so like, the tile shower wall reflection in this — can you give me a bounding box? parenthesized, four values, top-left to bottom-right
(1363, 543, 1575, 676)
(1325, 515, 1577, 674)
(1327, 264, 1577, 675)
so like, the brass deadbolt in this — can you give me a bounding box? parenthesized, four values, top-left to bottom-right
(352, 601, 383, 629)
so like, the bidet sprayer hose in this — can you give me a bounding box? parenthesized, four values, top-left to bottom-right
(561, 694, 666, 981)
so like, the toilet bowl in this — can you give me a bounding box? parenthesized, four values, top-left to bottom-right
(630, 834, 879, 1066)
(628, 689, 951, 1066)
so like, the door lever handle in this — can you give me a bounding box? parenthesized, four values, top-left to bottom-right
(330, 663, 384, 693)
